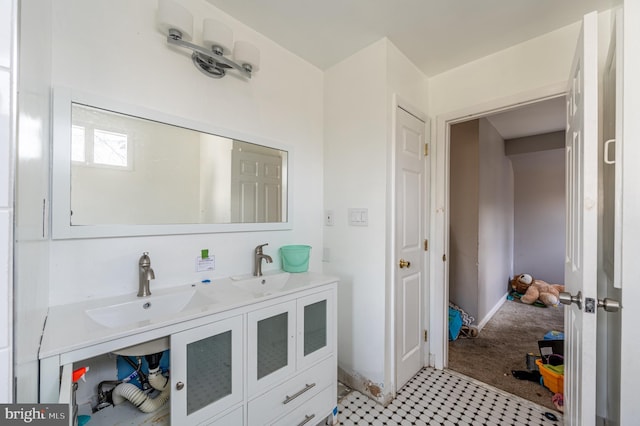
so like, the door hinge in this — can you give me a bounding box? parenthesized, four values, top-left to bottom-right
(424, 239, 429, 251)
(424, 143, 429, 156)
(424, 330, 428, 342)
(442, 254, 446, 262)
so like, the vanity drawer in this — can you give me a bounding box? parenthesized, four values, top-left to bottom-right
(248, 356, 334, 426)
(200, 406, 243, 426)
(270, 384, 334, 426)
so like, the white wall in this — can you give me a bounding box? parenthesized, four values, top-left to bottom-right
(324, 38, 427, 401)
(509, 148, 565, 284)
(200, 134, 232, 223)
(46, 0, 324, 306)
(324, 39, 388, 397)
(477, 118, 513, 323)
(0, 0, 15, 404)
(429, 22, 582, 117)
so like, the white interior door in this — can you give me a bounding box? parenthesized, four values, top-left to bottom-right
(601, 9, 623, 424)
(395, 106, 426, 390)
(231, 145, 283, 223)
(563, 11, 598, 426)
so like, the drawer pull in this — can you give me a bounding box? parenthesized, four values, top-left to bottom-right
(283, 383, 316, 405)
(297, 414, 316, 426)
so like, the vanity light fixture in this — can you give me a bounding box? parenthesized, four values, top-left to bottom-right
(157, 0, 260, 79)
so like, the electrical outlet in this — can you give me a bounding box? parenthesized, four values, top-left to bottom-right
(325, 210, 334, 226)
(323, 247, 331, 262)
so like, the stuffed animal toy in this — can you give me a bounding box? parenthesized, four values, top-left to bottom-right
(510, 274, 565, 307)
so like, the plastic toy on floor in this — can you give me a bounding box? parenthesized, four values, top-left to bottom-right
(552, 393, 564, 412)
(458, 325, 479, 338)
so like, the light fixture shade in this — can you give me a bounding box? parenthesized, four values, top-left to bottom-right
(203, 19, 234, 54)
(233, 41, 260, 72)
(157, 0, 193, 41)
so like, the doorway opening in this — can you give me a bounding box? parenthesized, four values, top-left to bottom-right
(445, 97, 566, 411)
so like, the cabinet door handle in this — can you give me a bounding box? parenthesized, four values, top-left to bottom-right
(296, 414, 316, 426)
(282, 383, 316, 405)
(176, 381, 184, 391)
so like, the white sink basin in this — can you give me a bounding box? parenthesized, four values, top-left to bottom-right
(86, 288, 211, 328)
(231, 272, 290, 296)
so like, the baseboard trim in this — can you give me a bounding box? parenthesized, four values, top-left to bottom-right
(477, 292, 509, 331)
(337, 366, 394, 406)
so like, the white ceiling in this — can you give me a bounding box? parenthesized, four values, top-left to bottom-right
(206, 0, 615, 139)
(486, 97, 567, 140)
(206, 0, 616, 76)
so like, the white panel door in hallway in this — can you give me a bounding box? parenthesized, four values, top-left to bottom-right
(395, 106, 428, 391)
(562, 11, 598, 426)
(231, 144, 284, 223)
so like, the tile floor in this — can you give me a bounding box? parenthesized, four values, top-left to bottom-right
(337, 368, 562, 425)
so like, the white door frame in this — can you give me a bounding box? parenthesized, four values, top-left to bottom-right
(390, 94, 430, 393)
(429, 82, 566, 369)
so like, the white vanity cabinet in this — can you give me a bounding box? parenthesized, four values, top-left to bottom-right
(247, 289, 335, 426)
(40, 275, 337, 426)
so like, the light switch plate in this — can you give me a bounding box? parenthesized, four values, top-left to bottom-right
(348, 208, 368, 226)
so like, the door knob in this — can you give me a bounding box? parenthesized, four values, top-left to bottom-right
(399, 259, 411, 269)
(560, 291, 621, 313)
(559, 291, 582, 309)
(176, 381, 184, 390)
(597, 297, 620, 312)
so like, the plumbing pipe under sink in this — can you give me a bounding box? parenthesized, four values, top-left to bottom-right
(112, 352, 170, 413)
(111, 368, 170, 413)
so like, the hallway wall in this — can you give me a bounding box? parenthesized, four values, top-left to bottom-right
(477, 119, 514, 322)
(449, 119, 513, 324)
(449, 120, 479, 319)
(509, 146, 565, 284)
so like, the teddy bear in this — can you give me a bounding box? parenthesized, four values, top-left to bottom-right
(510, 273, 565, 307)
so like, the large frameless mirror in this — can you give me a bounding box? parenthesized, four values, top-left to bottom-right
(52, 88, 290, 239)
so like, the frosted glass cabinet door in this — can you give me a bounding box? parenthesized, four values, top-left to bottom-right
(171, 316, 243, 425)
(247, 301, 296, 396)
(297, 290, 334, 369)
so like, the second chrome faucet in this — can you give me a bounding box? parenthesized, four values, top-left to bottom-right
(253, 244, 273, 277)
(138, 252, 155, 297)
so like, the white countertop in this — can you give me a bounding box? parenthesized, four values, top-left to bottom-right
(39, 271, 338, 361)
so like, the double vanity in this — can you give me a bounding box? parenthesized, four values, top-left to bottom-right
(42, 89, 331, 425)
(39, 271, 338, 426)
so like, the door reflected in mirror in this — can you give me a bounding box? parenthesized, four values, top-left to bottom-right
(69, 103, 288, 226)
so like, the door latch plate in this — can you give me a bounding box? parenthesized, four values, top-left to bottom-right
(585, 297, 596, 313)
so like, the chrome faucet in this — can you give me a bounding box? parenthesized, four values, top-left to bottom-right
(253, 244, 273, 277)
(138, 252, 155, 297)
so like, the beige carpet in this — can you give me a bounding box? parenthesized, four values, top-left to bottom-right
(448, 298, 564, 411)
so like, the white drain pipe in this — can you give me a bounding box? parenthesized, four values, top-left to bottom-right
(112, 367, 170, 413)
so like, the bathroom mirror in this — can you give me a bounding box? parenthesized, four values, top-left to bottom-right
(52, 88, 291, 239)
